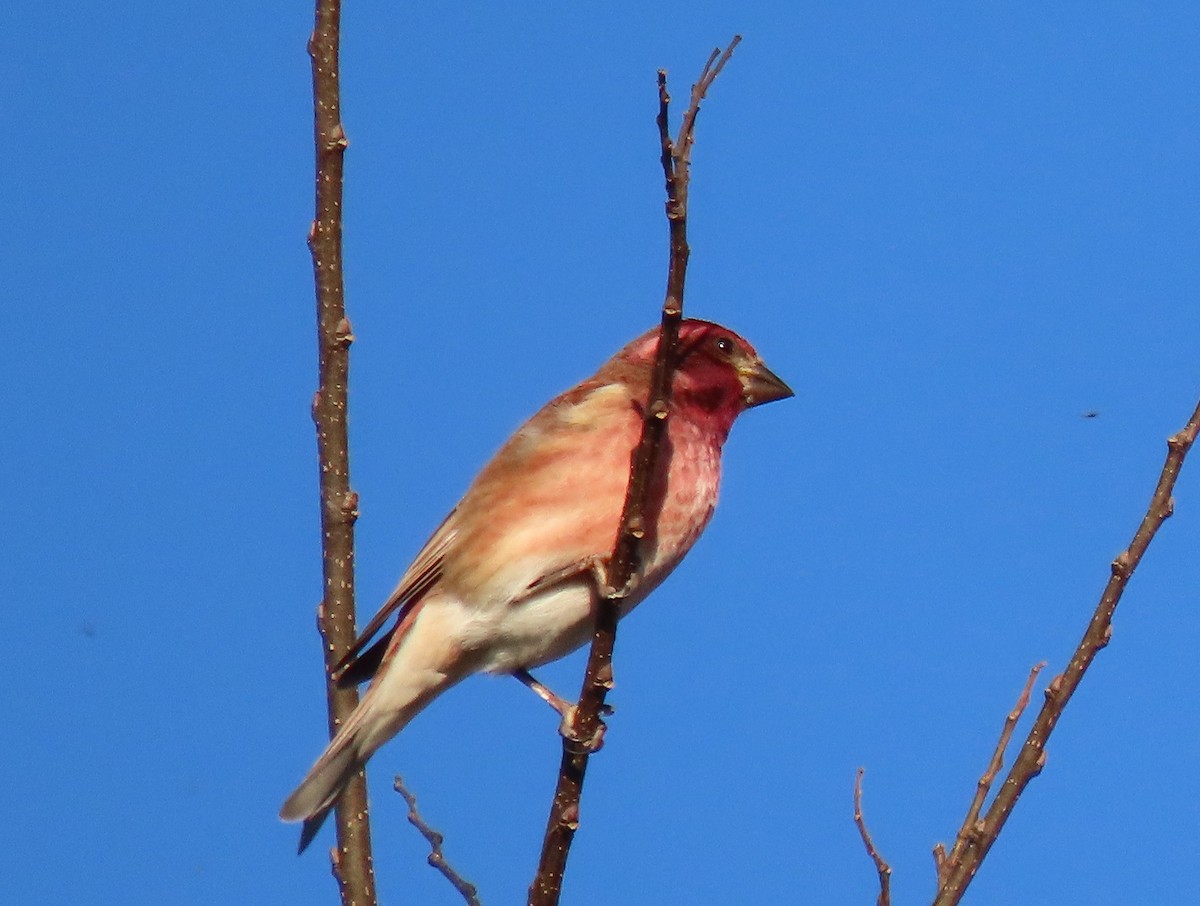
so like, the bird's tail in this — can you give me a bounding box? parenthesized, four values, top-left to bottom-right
(279, 600, 462, 851)
(278, 696, 373, 851)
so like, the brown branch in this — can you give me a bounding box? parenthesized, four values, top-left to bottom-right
(933, 395, 1200, 906)
(393, 777, 481, 906)
(853, 769, 892, 906)
(935, 662, 1045, 885)
(308, 0, 377, 902)
(526, 36, 741, 906)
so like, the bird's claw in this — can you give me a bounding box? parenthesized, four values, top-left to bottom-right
(559, 705, 607, 754)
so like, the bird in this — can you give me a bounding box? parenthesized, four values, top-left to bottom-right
(280, 318, 792, 851)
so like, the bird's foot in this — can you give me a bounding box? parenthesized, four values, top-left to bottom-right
(560, 705, 607, 754)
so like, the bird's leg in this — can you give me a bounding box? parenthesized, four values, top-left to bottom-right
(512, 668, 573, 716)
(515, 557, 625, 752)
(511, 668, 613, 751)
(512, 668, 616, 717)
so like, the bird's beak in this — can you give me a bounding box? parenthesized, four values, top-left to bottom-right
(739, 359, 794, 408)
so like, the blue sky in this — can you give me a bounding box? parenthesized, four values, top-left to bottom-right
(5, 3, 1200, 904)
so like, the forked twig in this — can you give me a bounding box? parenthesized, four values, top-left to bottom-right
(934, 662, 1045, 883)
(933, 396, 1200, 905)
(526, 37, 741, 906)
(394, 777, 481, 906)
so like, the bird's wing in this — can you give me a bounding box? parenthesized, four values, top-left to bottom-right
(337, 375, 644, 685)
(330, 511, 459, 686)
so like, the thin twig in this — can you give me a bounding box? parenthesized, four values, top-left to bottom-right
(394, 777, 481, 906)
(526, 36, 741, 906)
(933, 395, 1200, 905)
(308, 0, 377, 902)
(853, 769, 892, 906)
(937, 662, 1045, 884)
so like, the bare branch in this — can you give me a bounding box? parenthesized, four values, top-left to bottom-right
(307, 0, 376, 901)
(853, 769, 892, 906)
(393, 777, 481, 906)
(526, 37, 741, 906)
(937, 662, 1045, 886)
(933, 395, 1200, 905)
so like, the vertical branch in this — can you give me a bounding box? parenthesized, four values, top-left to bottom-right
(853, 769, 892, 906)
(526, 37, 740, 906)
(308, 1, 377, 903)
(932, 394, 1200, 905)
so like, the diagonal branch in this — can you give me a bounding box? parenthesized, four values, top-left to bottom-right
(308, 0, 377, 902)
(394, 777, 480, 906)
(526, 36, 741, 906)
(932, 394, 1200, 905)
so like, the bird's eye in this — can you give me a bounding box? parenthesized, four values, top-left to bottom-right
(713, 336, 734, 357)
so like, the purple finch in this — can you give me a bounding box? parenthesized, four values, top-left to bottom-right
(281, 319, 791, 850)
